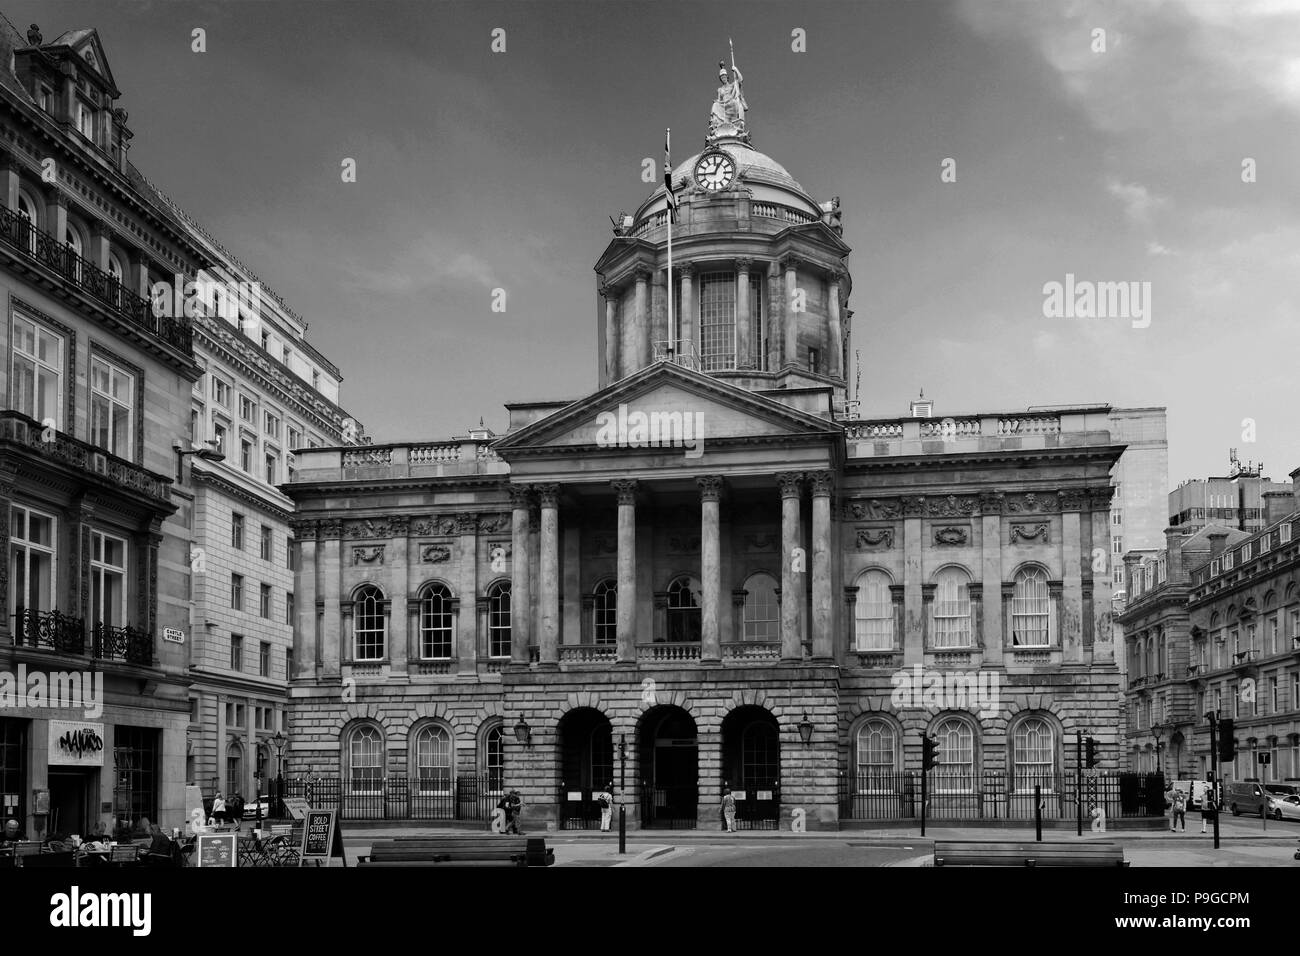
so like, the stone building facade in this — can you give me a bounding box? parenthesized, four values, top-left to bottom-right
(283, 73, 1133, 830)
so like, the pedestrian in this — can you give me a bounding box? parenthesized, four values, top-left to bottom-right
(1171, 788, 1186, 832)
(1201, 791, 1216, 834)
(721, 787, 737, 833)
(508, 789, 524, 834)
(596, 784, 614, 832)
(212, 792, 227, 825)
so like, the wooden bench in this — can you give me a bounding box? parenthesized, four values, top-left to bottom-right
(933, 840, 1128, 867)
(358, 836, 555, 867)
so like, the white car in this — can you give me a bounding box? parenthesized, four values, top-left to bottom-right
(1269, 795, 1300, 822)
(241, 795, 272, 820)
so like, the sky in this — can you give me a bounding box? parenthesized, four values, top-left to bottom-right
(13, 0, 1300, 491)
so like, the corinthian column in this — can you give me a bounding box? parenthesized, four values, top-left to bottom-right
(698, 476, 724, 663)
(680, 264, 696, 365)
(537, 484, 561, 666)
(735, 258, 752, 370)
(827, 269, 844, 378)
(782, 255, 801, 369)
(509, 485, 532, 665)
(778, 472, 804, 659)
(633, 266, 651, 371)
(809, 470, 834, 660)
(601, 283, 619, 384)
(613, 479, 638, 664)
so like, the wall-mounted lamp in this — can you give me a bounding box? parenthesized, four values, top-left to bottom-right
(173, 438, 224, 481)
(798, 712, 814, 745)
(513, 716, 532, 748)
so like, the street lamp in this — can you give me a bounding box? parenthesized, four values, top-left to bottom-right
(513, 717, 532, 748)
(270, 731, 288, 819)
(798, 713, 814, 745)
(173, 438, 224, 481)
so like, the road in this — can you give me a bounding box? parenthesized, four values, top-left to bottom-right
(641, 840, 920, 867)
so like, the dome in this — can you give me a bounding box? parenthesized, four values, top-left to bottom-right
(670, 142, 804, 193)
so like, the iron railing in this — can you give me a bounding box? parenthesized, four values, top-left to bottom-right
(838, 770, 1167, 821)
(0, 207, 192, 353)
(13, 609, 85, 655)
(640, 784, 699, 830)
(282, 775, 500, 822)
(92, 623, 153, 666)
(728, 781, 780, 830)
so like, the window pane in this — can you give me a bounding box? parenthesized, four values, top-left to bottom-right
(698, 272, 736, 370)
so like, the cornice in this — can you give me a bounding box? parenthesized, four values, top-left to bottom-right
(191, 468, 294, 521)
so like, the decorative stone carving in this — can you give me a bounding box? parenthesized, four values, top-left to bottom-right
(477, 513, 510, 534)
(387, 515, 410, 536)
(933, 526, 969, 546)
(978, 492, 1005, 514)
(318, 519, 342, 538)
(1010, 522, 1050, 544)
(346, 518, 391, 539)
(901, 496, 926, 517)
(927, 495, 977, 517)
(856, 527, 894, 549)
(420, 544, 452, 563)
(353, 545, 385, 565)
(697, 475, 724, 501)
(776, 472, 803, 498)
(507, 485, 532, 509)
(1057, 489, 1088, 512)
(808, 471, 835, 496)
(456, 513, 479, 535)
(612, 479, 638, 505)
(843, 499, 901, 521)
(1006, 493, 1057, 514)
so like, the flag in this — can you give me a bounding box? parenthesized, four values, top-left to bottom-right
(664, 129, 677, 221)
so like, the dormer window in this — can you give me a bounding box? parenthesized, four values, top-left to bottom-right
(77, 100, 95, 141)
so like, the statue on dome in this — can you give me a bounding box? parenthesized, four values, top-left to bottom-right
(709, 40, 747, 141)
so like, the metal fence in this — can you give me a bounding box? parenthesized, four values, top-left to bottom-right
(283, 775, 499, 822)
(838, 771, 1167, 821)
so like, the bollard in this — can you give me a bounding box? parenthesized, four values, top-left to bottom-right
(1034, 784, 1042, 842)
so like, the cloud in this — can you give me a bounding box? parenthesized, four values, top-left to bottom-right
(1106, 180, 1167, 225)
(1145, 241, 1173, 256)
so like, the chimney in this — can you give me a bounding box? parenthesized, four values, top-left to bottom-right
(1206, 530, 1229, 562)
(1121, 552, 1143, 596)
(1163, 527, 1192, 583)
(1263, 490, 1294, 527)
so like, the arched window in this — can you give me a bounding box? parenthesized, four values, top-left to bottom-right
(419, 583, 454, 659)
(1011, 717, 1054, 790)
(225, 742, 243, 796)
(484, 725, 504, 794)
(353, 586, 386, 660)
(106, 251, 126, 306)
(487, 581, 511, 657)
(1011, 566, 1050, 646)
(854, 570, 894, 650)
(931, 568, 972, 648)
(16, 192, 38, 255)
(64, 222, 85, 283)
(742, 572, 778, 641)
(593, 580, 617, 645)
(855, 719, 897, 790)
(667, 576, 702, 643)
(413, 724, 452, 794)
(933, 717, 975, 791)
(347, 725, 383, 794)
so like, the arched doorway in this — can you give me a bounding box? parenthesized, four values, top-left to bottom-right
(721, 707, 781, 829)
(557, 708, 613, 830)
(638, 706, 698, 829)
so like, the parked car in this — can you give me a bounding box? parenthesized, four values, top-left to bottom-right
(1225, 781, 1271, 816)
(1263, 784, 1300, 799)
(241, 795, 271, 820)
(1271, 795, 1300, 822)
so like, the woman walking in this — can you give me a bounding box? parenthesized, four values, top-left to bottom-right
(721, 788, 737, 833)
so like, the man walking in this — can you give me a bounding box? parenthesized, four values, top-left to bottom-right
(596, 784, 614, 833)
(1170, 787, 1187, 832)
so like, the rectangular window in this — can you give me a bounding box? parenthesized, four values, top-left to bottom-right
(808, 347, 820, 374)
(9, 504, 57, 617)
(239, 395, 257, 422)
(77, 101, 94, 139)
(264, 411, 281, 440)
(1224, 550, 1234, 571)
(1283, 523, 1294, 544)
(90, 531, 127, 627)
(288, 425, 303, 449)
(260, 584, 272, 619)
(231, 573, 243, 611)
(240, 439, 253, 473)
(236, 704, 245, 726)
(259, 642, 270, 678)
(190, 698, 200, 723)
(231, 634, 243, 671)
(265, 452, 278, 484)
(260, 330, 270, 351)
(286, 649, 293, 679)
(1113, 512, 1122, 525)
(212, 377, 230, 406)
(287, 541, 298, 571)
(749, 273, 765, 371)
(286, 592, 295, 626)
(11, 315, 63, 426)
(1113, 536, 1123, 554)
(212, 420, 228, 456)
(697, 271, 737, 371)
(231, 513, 245, 550)
(111, 727, 158, 836)
(260, 525, 273, 562)
(90, 357, 134, 460)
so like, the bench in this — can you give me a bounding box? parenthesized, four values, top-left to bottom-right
(933, 840, 1128, 867)
(358, 836, 555, 867)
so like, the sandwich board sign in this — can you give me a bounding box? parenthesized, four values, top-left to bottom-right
(196, 832, 238, 867)
(281, 796, 310, 820)
(300, 808, 346, 867)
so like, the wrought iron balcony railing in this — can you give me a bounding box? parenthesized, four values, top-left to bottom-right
(0, 206, 192, 354)
(92, 622, 153, 666)
(12, 609, 85, 655)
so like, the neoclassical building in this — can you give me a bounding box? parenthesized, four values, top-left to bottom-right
(285, 67, 1136, 829)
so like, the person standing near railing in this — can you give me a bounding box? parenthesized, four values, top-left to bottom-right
(596, 784, 614, 833)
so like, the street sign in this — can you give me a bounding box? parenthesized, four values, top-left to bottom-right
(1258, 753, 1271, 765)
(162, 627, 185, 644)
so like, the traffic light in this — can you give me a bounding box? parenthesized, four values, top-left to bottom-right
(1218, 719, 1236, 762)
(922, 735, 939, 772)
(1085, 736, 1098, 768)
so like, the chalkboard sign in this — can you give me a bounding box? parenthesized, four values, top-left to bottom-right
(300, 809, 346, 866)
(196, 833, 238, 868)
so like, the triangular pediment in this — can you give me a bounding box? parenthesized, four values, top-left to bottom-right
(50, 29, 118, 95)
(494, 362, 841, 455)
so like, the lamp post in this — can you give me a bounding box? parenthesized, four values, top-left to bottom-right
(270, 731, 288, 819)
(618, 734, 627, 855)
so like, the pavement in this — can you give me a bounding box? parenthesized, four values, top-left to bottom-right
(327, 821, 1300, 867)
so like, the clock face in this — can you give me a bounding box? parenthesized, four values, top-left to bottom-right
(694, 152, 736, 192)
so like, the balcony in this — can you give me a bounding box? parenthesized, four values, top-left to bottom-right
(559, 645, 618, 664)
(294, 438, 507, 482)
(0, 412, 172, 506)
(636, 642, 702, 663)
(11, 609, 85, 656)
(0, 206, 192, 354)
(721, 641, 781, 662)
(91, 623, 153, 666)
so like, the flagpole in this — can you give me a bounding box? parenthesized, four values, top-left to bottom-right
(666, 126, 675, 357)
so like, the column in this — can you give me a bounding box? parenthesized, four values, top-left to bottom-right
(699, 476, 723, 664)
(509, 486, 531, 666)
(537, 484, 561, 667)
(777, 472, 804, 660)
(735, 258, 752, 370)
(767, 260, 781, 371)
(614, 480, 638, 663)
(782, 255, 800, 369)
(319, 520, 342, 677)
(680, 264, 696, 364)
(809, 471, 833, 660)
(633, 266, 651, 371)
(731, 589, 748, 644)
(1062, 504, 1083, 662)
(601, 283, 619, 384)
(902, 501, 924, 666)
(0, 465, 14, 640)
(827, 269, 844, 378)
(389, 519, 411, 674)
(979, 493, 1005, 667)
(842, 587, 858, 656)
